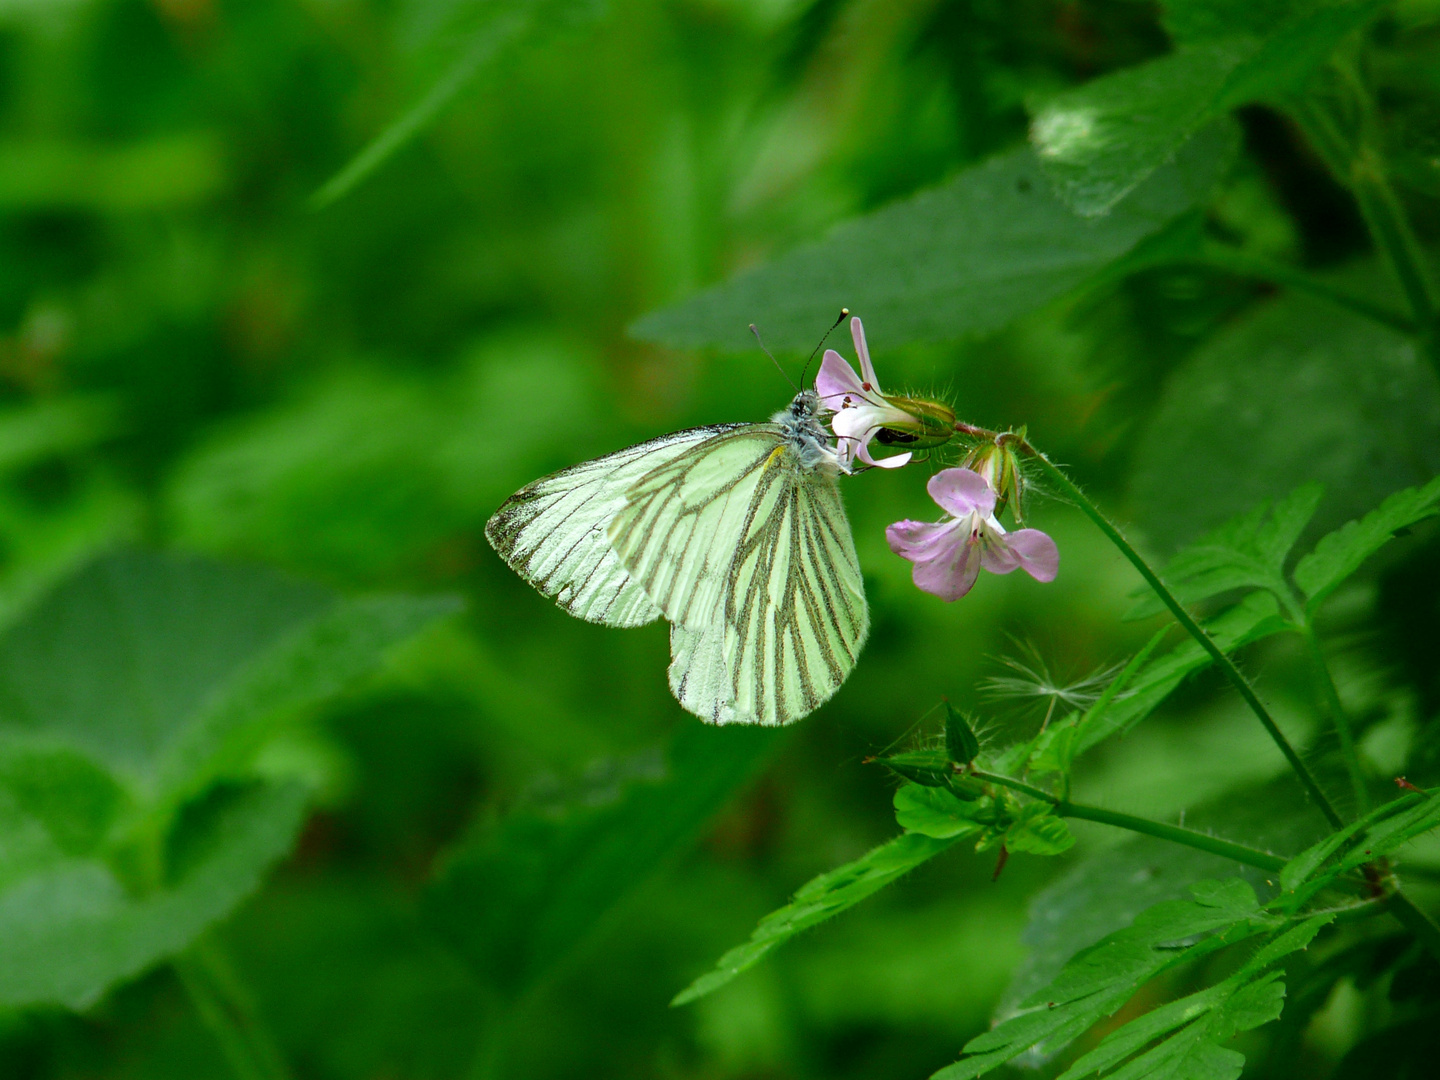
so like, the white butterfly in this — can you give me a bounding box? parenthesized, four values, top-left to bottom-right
(484, 389, 868, 726)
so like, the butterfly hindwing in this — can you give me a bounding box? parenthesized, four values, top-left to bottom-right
(610, 431, 868, 725)
(484, 425, 743, 627)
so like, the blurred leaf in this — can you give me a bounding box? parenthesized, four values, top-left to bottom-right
(672, 831, 958, 1006)
(313, 0, 604, 207)
(1125, 483, 1323, 619)
(426, 721, 780, 1000)
(936, 880, 1273, 1080)
(167, 333, 599, 579)
(1076, 592, 1289, 753)
(1293, 473, 1440, 613)
(0, 396, 121, 472)
(893, 784, 990, 840)
(0, 135, 226, 210)
(1161, 0, 1302, 43)
(1129, 279, 1440, 555)
(1004, 805, 1074, 856)
(0, 747, 125, 858)
(0, 549, 459, 809)
(0, 780, 305, 1010)
(631, 123, 1238, 352)
(1033, 2, 1382, 215)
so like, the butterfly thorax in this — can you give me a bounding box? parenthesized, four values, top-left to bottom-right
(772, 390, 844, 474)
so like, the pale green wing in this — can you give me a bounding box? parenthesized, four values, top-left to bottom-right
(485, 425, 742, 627)
(609, 431, 868, 725)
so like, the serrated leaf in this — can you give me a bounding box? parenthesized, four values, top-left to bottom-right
(672, 831, 957, 1006)
(0, 780, 305, 1009)
(1033, 2, 1383, 215)
(426, 722, 780, 1001)
(631, 123, 1237, 352)
(934, 880, 1274, 1079)
(1293, 474, 1440, 612)
(312, 0, 603, 206)
(894, 784, 991, 839)
(1005, 805, 1075, 856)
(1126, 483, 1322, 619)
(1076, 592, 1288, 754)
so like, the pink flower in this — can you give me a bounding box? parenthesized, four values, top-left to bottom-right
(816, 316, 916, 470)
(887, 468, 1058, 601)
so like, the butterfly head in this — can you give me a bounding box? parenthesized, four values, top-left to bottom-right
(774, 390, 844, 473)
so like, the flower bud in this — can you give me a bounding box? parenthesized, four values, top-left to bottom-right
(874, 395, 957, 452)
(961, 438, 1027, 523)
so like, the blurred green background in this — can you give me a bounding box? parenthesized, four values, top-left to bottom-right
(0, 1, 1438, 1078)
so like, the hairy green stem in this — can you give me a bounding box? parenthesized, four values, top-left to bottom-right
(1004, 439, 1345, 830)
(1194, 240, 1416, 335)
(1301, 622, 1369, 813)
(175, 941, 291, 1080)
(972, 769, 1287, 873)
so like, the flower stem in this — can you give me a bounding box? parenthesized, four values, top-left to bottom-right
(972, 769, 1286, 872)
(174, 940, 291, 1080)
(1005, 439, 1345, 830)
(1300, 622, 1369, 813)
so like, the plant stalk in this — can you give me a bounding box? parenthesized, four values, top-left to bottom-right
(1003, 437, 1345, 830)
(175, 941, 291, 1080)
(972, 769, 1287, 873)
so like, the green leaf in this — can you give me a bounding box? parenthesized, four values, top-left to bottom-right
(426, 722, 780, 1001)
(1161, 0, 1302, 43)
(1293, 473, 1440, 612)
(0, 780, 305, 1010)
(0, 748, 126, 858)
(870, 748, 955, 788)
(935, 879, 1274, 1080)
(0, 550, 459, 809)
(312, 0, 603, 207)
(1126, 483, 1323, 619)
(894, 784, 991, 840)
(631, 123, 1238, 352)
(672, 831, 957, 1006)
(1032, 2, 1383, 215)
(945, 701, 981, 765)
(1130, 272, 1440, 556)
(1005, 805, 1075, 856)
(1076, 592, 1288, 753)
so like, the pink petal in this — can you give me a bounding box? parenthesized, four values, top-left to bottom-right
(816, 349, 864, 407)
(886, 519, 981, 602)
(850, 316, 878, 389)
(856, 439, 911, 469)
(1004, 528, 1059, 583)
(978, 528, 1022, 575)
(926, 468, 995, 519)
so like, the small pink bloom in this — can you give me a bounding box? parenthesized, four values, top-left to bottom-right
(887, 468, 1058, 601)
(815, 316, 915, 471)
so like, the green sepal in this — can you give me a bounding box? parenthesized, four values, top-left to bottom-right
(944, 701, 981, 766)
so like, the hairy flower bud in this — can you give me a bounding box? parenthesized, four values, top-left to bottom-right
(961, 437, 1027, 523)
(876, 395, 958, 452)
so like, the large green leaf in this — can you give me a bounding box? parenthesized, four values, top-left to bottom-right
(630, 122, 1237, 352)
(1125, 483, 1323, 619)
(1033, 2, 1383, 215)
(1292, 474, 1440, 613)
(935, 880, 1275, 1080)
(425, 721, 781, 1000)
(1129, 278, 1440, 555)
(0, 780, 306, 1010)
(672, 831, 957, 1006)
(0, 550, 460, 809)
(1161, 0, 1303, 44)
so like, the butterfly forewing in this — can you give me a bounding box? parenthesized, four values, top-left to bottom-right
(484, 425, 743, 627)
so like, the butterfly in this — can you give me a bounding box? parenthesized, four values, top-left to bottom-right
(484, 389, 868, 726)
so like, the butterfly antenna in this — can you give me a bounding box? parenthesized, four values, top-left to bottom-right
(750, 324, 799, 392)
(801, 307, 849, 388)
